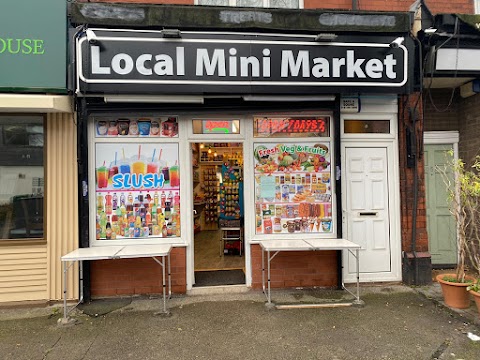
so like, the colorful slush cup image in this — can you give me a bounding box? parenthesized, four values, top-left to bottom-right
(95, 143, 180, 240)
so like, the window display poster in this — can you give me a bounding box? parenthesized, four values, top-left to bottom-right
(254, 142, 333, 235)
(94, 143, 180, 240)
(95, 116, 179, 138)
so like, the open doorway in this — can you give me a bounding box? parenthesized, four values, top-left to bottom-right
(191, 142, 245, 286)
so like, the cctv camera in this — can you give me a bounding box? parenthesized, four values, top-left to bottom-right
(389, 37, 405, 49)
(85, 29, 97, 44)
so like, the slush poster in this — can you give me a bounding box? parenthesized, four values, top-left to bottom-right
(94, 143, 180, 240)
(253, 142, 333, 235)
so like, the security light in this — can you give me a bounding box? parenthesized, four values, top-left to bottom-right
(389, 37, 405, 49)
(314, 33, 338, 42)
(86, 29, 97, 44)
(161, 29, 182, 38)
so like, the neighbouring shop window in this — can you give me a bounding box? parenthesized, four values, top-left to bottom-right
(197, 0, 300, 8)
(344, 120, 390, 134)
(93, 117, 180, 241)
(0, 116, 44, 240)
(253, 116, 333, 235)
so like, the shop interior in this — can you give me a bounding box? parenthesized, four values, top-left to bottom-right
(191, 142, 245, 286)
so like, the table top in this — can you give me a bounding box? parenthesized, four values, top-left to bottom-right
(259, 238, 361, 252)
(114, 244, 172, 259)
(259, 239, 313, 251)
(62, 244, 173, 261)
(305, 238, 361, 250)
(61, 246, 124, 261)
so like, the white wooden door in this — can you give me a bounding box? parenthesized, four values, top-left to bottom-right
(344, 147, 392, 280)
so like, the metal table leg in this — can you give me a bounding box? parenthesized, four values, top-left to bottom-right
(152, 256, 170, 315)
(168, 253, 171, 299)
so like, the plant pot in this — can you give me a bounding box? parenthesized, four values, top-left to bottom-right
(469, 290, 480, 315)
(436, 274, 474, 309)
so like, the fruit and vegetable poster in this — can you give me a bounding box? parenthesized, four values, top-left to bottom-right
(254, 142, 333, 235)
(94, 143, 180, 240)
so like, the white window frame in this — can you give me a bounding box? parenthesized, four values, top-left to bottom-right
(248, 112, 336, 242)
(476, 0, 480, 14)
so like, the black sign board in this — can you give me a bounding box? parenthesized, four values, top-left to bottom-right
(76, 30, 410, 95)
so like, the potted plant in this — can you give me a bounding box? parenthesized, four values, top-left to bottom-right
(436, 153, 480, 309)
(467, 281, 480, 314)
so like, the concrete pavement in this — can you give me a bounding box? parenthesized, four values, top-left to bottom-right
(1, 284, 480, 360)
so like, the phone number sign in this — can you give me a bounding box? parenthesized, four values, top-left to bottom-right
(254, 117, 330, 137)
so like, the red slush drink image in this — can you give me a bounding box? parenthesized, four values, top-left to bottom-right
(97, 166, 109, 188)
(147, 161, 159, 174)
(109, 164, 119, 180)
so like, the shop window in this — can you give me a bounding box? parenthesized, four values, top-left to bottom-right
(192, 119, 240, 135)
(253, 116, 333, 235)
(344, 120, 390, 134)
(92, 116, 180, 241)
(0, 116, 44, 240)
(196, 0, 300, 8)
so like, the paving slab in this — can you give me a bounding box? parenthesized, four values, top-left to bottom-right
(1, 285, 480, 360)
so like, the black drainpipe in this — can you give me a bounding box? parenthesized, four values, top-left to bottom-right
(77, 97, 91, 302)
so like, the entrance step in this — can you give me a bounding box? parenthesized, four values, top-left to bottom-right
(187, 285, 249, 296)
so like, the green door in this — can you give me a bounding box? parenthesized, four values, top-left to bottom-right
(425, 144, 457, 265)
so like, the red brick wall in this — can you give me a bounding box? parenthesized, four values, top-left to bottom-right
(459, 92, 480, 165)
(80, 0, 475, 14)
(398, 93, 429, 254)
(423, 89, 460, 132)
(91, 247, 186, 297)
(305, 0, 473, 13)
(250, 244, 338, 289)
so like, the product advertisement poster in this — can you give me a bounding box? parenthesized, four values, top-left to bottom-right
(254, 142, 333, 235)
(95, 117, 178, 138)
(94, 143, 180, 240)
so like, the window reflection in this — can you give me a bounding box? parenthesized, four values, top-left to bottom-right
(0, 116, 44, 239)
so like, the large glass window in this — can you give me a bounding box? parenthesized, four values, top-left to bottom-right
(253, 116, 333, 235)
(93, 117, 180, 241)
(0, 116, 44, 239)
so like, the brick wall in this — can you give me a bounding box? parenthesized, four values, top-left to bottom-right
(459, 92, 480, 165)
(250, 245, 338, 289)
(91, 247, 186, 297)
(80, 0, 475, 14)
(423, 89, 459, 132)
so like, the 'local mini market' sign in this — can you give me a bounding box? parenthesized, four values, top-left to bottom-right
(77, 30, 409, 95)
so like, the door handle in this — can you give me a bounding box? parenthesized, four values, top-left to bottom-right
(359, 212, 378, 216)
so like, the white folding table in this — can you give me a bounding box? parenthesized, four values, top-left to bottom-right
(61, 244, 172, 323)
(260, 238, 363, 307)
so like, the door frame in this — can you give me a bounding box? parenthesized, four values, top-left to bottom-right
(341, 112, 401, 283)
(185, 116, 247, 291)
(423, 131, 459, 266)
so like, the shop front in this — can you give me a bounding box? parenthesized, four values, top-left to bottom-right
(0, 0, 76, 304)
(71, 6, 415, 298)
